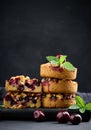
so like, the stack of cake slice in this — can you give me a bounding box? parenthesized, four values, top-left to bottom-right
(4, 75, 42, 109)
(40, 55, 78, 108)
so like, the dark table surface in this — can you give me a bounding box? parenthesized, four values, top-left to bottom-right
(0, 89, 91, 130)
(0, 120, 91, 130)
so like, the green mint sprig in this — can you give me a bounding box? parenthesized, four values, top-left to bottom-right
(69, 96, 91, 113)
(0, 104, 4, 108)
(46, 55, 75, 71)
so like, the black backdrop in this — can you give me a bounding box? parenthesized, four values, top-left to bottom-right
(0, 0, 91, 92)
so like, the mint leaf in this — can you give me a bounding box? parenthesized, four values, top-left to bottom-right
(69, 95, 91, 113)
(46, 56, 59, 62)
(50, 60, 59, 66)
(69, 104, 80, 109)
(46, 55, 75, 71)
(75, 96, 85, 108)
(59, 55, 67, 64)
(0, 104, 4, 108)
(79, 107, 86, 113)
(63, 62, 75, 71)
(85, 103, 91, 110)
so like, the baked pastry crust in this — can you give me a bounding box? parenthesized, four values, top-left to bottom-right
(42, 93, 76, 108)
(4, 92, 41, 109)
(40, 63, 77, 80)
(41, 78, 78, 93)
(5, 75, 41, 93)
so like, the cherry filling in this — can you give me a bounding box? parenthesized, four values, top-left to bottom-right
(17, 96, 30, 106)
(25, 82, 35, 90)
(10, 100, 17, 106)
(46, 94, 75, 101)
(50, 95, 57, 101)
(54, 78, 59, 83)
(8, 77, 20, 85)
(41, 78, 60, 90)
(8, 78, 16, 85)
(15, 77, 20, 84)
(5, 95, 13, 101)
(5, 93, 41, 108)
(41, 81, 49, 86)
(33, 79, 40, 86)
(63, 94, 75, 100)
(36, 93, 41, 98)
(50, 66, 64, 72)
(22, 102, 27, 107)
(18, 84, 24, 91)
(30, 85, 35, 90)
(5, 95, 16, 106)
(32, 98, 37, 104)
(8, 77, 40, 91)
(22, 94, 40, 104)
(41, 78, 51, 86)
(18, 97, 23, 102)
(25, 82, 31, 88)
(24, 96, 30, 102)
(25, 79, 40, 90)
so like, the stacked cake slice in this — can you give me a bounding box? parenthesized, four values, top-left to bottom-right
(3, 54, 78, 109)
(4, 75, 42, 108)
(40, 55, 78, 108)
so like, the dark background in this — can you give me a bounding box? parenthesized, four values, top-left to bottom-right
(0, 0, 91, 92)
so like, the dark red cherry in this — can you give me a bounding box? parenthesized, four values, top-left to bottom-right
(56, 111, 70, 123)
(56, 54, 66, 63)
(33, 110, 45, 121)
(56, 54, 61, 58)
(80, 111, 91, 122)
(70, 114, 82, 125)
